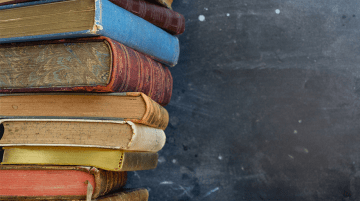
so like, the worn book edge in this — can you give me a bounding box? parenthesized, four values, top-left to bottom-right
(0, 92, 169, 130)
(0, 119, 166, 151)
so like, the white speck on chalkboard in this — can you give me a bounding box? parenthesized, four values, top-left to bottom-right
(198, 15, 205, 21)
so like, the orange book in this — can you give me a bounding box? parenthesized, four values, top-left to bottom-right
(0, 165, 127, 200)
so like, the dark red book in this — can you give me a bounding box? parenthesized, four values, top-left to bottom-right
(0, 37, 173, 106)
(0, 0, 37, 6)
(109, 0, 185, 35)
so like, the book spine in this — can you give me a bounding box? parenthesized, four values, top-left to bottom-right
(109, 0, 185, 35)
(92, 168, 127, 198)
(108, 38, 173, 106)
(98, 0, 179, 67)
(127, 122, 166, 152)
(126, 92, 169, 130)
(146, 0, 172, 9)
(120, 152, 158, 171)
(95, 189, 149, 201)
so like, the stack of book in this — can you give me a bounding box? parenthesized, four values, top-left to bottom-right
(0, 0, 184, 200)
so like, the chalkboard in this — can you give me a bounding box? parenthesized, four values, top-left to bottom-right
(125, 0, 360, 200)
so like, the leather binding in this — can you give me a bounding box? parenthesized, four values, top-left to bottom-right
(0, 0, 37, 6)
(127, 92, 169, 130)
(146, 0, 172, 9)
(95, 189, 149, 201)
(0, 165, 127, 200)
(109, 0, 184, 35)
(0, 37, 173, 106)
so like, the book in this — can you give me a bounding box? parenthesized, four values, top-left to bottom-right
(2, 146, 158, 171)
(0, 0, 179, 66)
(0, 165, 127, 199)
(0, 0, 35, 6)
(0, 119, 166, 152)
(0, 37, 173, 106)
(95, 189, 149, 201)
(109, 0, 184, 35)
(0, 92, 169, 130)
(147, 0, 172, 9)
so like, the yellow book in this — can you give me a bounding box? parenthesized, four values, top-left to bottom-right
(1, 147, 158, 171)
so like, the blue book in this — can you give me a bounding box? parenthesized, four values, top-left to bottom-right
(0, 0, 179, 67)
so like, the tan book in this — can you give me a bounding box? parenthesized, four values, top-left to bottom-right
(0, 92, 168, 130)
(0, 119, 165, 152)
(2, 146, 158, 171)
(0, 165, 127, 200)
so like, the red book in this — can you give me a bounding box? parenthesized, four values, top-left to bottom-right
(0, 165, 127, 200)
(0, 37, 173, 106)
(0, 0, 37, 6)
(109, 0, 185, 35)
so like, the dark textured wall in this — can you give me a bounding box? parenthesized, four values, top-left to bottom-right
(125, 0, 360, 200)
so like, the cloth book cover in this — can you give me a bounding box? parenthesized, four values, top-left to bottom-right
(109, 0, 184, 35)
(0, 92, 169, 130)
(0, 119, 166, 152)
(0, 165, 127, 200)
(2, 146, 158, 171)
(0, 37, 173, 106)
(0, 0, 179, 66)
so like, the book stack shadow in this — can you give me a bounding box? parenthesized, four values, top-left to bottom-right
(0, 0, 184, 200)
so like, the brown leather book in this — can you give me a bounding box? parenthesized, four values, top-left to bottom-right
(0, 165, 127, 200)
(0, 0, 36, 6)
(146, 0, 172, 9)
(109, 0, 184, 35)
(95, 189, 149, 201)
(0, 37, 173, 106)
(0, 92, 169, 130)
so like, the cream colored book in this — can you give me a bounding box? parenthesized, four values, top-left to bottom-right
(0, 119, 165, 152)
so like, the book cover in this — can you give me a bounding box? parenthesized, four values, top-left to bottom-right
(109, 0, 184, 35)
(0, 92, 169, 130)
(147, 0, 172, 9)
(0, 0, 179, 66)
(2, 146, 158, 171)
(0, 37, 173, 106)
(0, 119, 166, 152)
(0, 165, 127, 199)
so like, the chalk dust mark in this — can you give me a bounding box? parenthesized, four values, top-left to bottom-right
(203, 187, 219, 198)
